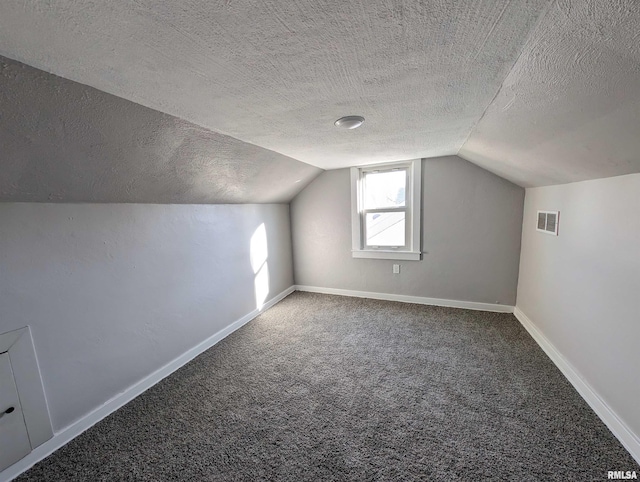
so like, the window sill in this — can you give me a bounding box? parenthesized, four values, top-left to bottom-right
(352, 250, 421, 261)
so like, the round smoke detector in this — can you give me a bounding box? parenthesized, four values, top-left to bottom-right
(334, 115, 365, 129)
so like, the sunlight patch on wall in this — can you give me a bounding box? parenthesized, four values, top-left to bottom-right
(250, 223, 270, 310)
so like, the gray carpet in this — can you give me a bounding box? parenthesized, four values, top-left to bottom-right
(17, 292, 639, 481)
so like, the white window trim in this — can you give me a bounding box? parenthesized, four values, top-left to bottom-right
(350, 159, 422, 261)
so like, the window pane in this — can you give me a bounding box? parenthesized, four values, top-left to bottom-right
(546, 213, 556, 232)
(363, 170, 406, 209)
(366, 212, 405, 247)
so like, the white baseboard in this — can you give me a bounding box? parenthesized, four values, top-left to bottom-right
(294, 285, 514, 313)
(514, 307, 640, 466)
(0, 286, 295, 482)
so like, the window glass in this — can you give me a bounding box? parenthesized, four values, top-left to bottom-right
(546, 213, 557, 232)
(363, 170, 406, 209)
(365, 212, 405, 246)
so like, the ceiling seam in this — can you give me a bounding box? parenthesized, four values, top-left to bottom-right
(456, 0, 558, 157)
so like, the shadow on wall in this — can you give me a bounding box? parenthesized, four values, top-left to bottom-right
(250, 223, 270, 310)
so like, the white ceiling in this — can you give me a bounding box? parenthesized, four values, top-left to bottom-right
(0, 0, 639, 186)
(0, 0, 548, 171)
(460, 1, 640, 187)
(0, 56, 322, 204)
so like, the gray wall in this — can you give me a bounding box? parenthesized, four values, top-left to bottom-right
(291, 156, 524, 305)
(0, 203, 294, 432)
(517, 174, 640, 438)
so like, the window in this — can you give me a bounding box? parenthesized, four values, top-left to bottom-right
(536, 210, 559, 236)
(350, 159, 421, 260)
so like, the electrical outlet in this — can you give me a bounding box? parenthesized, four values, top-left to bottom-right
(393, 264, 400, 274)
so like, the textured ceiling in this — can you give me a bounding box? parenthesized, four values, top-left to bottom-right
(459, 1, 640, 187)
(0, 0, 638, 193)
(0, 0, 549, 170)
(0, 56, 321, 203)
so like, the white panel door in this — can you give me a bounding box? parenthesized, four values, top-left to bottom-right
(0, 352, 31, 471)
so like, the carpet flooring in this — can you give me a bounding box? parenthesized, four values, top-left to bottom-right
(16, 292, 639, 481)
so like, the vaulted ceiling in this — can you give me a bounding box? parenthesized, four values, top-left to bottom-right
(460, 1, 640, 187)
(1, 0, 639, 202)
(0, 56, 321, 203)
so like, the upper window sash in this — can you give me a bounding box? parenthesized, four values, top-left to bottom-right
(361, 167, 408, 210)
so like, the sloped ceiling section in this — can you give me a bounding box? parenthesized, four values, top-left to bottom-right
(0, 0, 550, 170)
(0, 56, 321, 203)
(460, 0, 640, 187)
(1, 1, 637, 191)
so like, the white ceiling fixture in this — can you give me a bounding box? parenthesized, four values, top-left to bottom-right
(335, 116, 365, 129)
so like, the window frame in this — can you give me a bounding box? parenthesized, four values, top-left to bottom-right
(350, 159, 422, 261)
